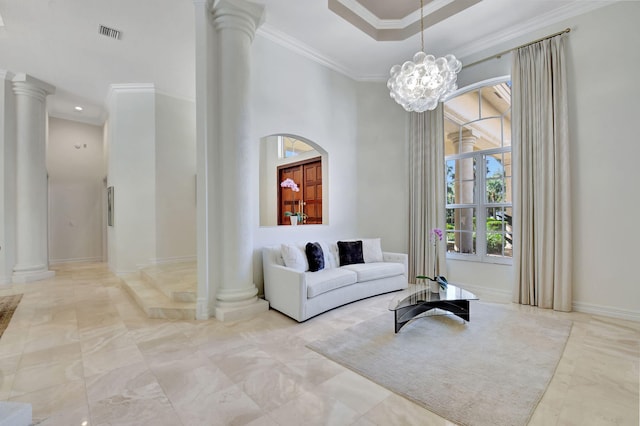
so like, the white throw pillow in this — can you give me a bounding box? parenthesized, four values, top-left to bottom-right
(362, 238, 384, 263)
(281, 244, 308, 272)
(319, 241, 337, 269)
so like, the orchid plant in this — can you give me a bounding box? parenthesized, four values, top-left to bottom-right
(416, 227, 448, 290)
(280, 178, 307, 222)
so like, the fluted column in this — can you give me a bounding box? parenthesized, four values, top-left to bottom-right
(12, 75, 55, 283)
(449, 130, 477, 254)
(211, 0, 268, 321)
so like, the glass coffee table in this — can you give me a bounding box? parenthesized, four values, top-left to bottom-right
(389, 283, 478, 333)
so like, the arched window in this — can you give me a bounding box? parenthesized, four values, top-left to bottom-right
(444, 78, 512, 263)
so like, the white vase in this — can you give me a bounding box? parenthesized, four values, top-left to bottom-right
(290, 215, 298, 226)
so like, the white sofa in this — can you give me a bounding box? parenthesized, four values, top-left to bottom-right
(262, 239, 408, 322)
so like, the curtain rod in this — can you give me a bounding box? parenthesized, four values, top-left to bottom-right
(462, 28, 571, 69)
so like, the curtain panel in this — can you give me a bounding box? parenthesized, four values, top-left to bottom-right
(512, 35, 572, 311)
(408, 106, 446, 283)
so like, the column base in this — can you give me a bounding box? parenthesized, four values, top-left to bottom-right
(215, 298, 269, 322)
(12, 269, 55, 283)
(196, 297, 214, 320)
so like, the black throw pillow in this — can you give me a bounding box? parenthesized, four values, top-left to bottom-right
(337, 240, 364, 266)
(305, 242, 325, 272)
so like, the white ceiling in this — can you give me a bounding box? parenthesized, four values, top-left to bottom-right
(0, 0, 617, 126)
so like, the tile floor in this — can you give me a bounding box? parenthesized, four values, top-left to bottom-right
(0, 262, 638, 425)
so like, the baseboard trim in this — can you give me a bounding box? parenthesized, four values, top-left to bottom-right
(115, 269, 140, 277)
(49, 257, 103, 265)
(455, 282, 639, 322)
(453, 282, 512, 303)
(149, 256, 197, 265)
(573, 301, 640, 322)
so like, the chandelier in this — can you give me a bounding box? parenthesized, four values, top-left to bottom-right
(387, 0, 462, 112)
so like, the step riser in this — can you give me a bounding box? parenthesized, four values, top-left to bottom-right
(121, 267, 196, 320)
(140, 267, 197, 303)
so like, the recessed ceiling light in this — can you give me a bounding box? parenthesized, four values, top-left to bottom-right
(74, 106, 83, 112)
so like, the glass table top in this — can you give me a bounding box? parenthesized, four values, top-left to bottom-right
(388, 283, 478, 311)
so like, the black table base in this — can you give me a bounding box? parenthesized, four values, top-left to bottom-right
(394, 299, 470, 333)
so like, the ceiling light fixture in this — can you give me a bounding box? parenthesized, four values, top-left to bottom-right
(74, 106, 83, 112)
(387, 0, 462, 112)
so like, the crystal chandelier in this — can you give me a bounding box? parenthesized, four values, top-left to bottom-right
(387, 0, 462, 112)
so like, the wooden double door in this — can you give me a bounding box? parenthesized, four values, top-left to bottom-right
(278, 158, 322, 225)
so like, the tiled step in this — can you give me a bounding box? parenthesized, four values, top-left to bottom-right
(140, 262, 197, 303)
(121, 274, 196, 320)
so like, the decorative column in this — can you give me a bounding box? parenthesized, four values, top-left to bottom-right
(12, 74, 55, 283)
(449, 130, 477, 254)
(211, 0, 268, 321)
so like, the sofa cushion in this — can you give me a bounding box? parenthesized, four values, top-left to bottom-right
(337, 240, 364, 266)
(341, 262, 405, 283)
(281, 243, 308, 272)
(305, 242, 325, 272)
(362, 238, 384, 263)
(306, 268, 357, 298)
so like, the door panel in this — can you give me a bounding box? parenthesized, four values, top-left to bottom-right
(278, 158, 322, 225)
(303, 160, 322, 224)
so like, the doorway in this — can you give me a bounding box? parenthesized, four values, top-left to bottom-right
(278, 157, 322, 225)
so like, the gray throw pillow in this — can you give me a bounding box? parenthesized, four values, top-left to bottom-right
(337, 240, 364, 266)
(305, 242, 325, 272)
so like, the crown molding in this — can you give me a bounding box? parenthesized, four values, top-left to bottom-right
(48, 110, 107, 127)
(108, 83, 156, 94)
(453, 1, 615, 60)
(260, 1, 616, 83)
(334, 0, 457, 30)
(257, 23, 357, 79)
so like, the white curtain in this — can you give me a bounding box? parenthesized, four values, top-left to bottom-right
(512, 35, 572, 311)
(408, 106, 446, 283)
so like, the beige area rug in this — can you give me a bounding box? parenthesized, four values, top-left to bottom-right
(0, 294, 22, 339)
(307, 302, 572, 426)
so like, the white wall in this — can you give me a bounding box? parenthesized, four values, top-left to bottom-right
(0, 72, 16, 284)
(250, 34, 361, 294)
(47, 117, 104, 263)
(259, 135, 280, 227)
(356, 82, 409, 254)
(106, 85, 157, 274)
(106, 87, 197, 273)
(565, 2, 640, 319)
(449, 1, 640, 319)
(155, 93, 197, 262)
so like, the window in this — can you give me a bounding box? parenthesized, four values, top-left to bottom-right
(444, 79, 512, 263)
(278, 136, 315, 159)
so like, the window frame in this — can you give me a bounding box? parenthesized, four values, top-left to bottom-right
(444, 76, 513, 266)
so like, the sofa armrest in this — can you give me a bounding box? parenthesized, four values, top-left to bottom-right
(263, 262, 308, 322)
(383, 251, 408, 278)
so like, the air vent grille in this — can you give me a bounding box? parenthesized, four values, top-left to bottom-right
(99, 25, 121, 40)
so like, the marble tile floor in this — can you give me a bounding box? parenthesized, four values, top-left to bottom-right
(0, 262, 638, 425)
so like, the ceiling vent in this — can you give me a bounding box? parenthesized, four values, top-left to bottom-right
(99, 25, 122, 40)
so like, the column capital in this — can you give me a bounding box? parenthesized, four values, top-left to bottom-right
(1, 69, 15, 81)
(447, 128, 477, 144)
(211, 0, 265, 40)
(12, 73, 55, 101)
